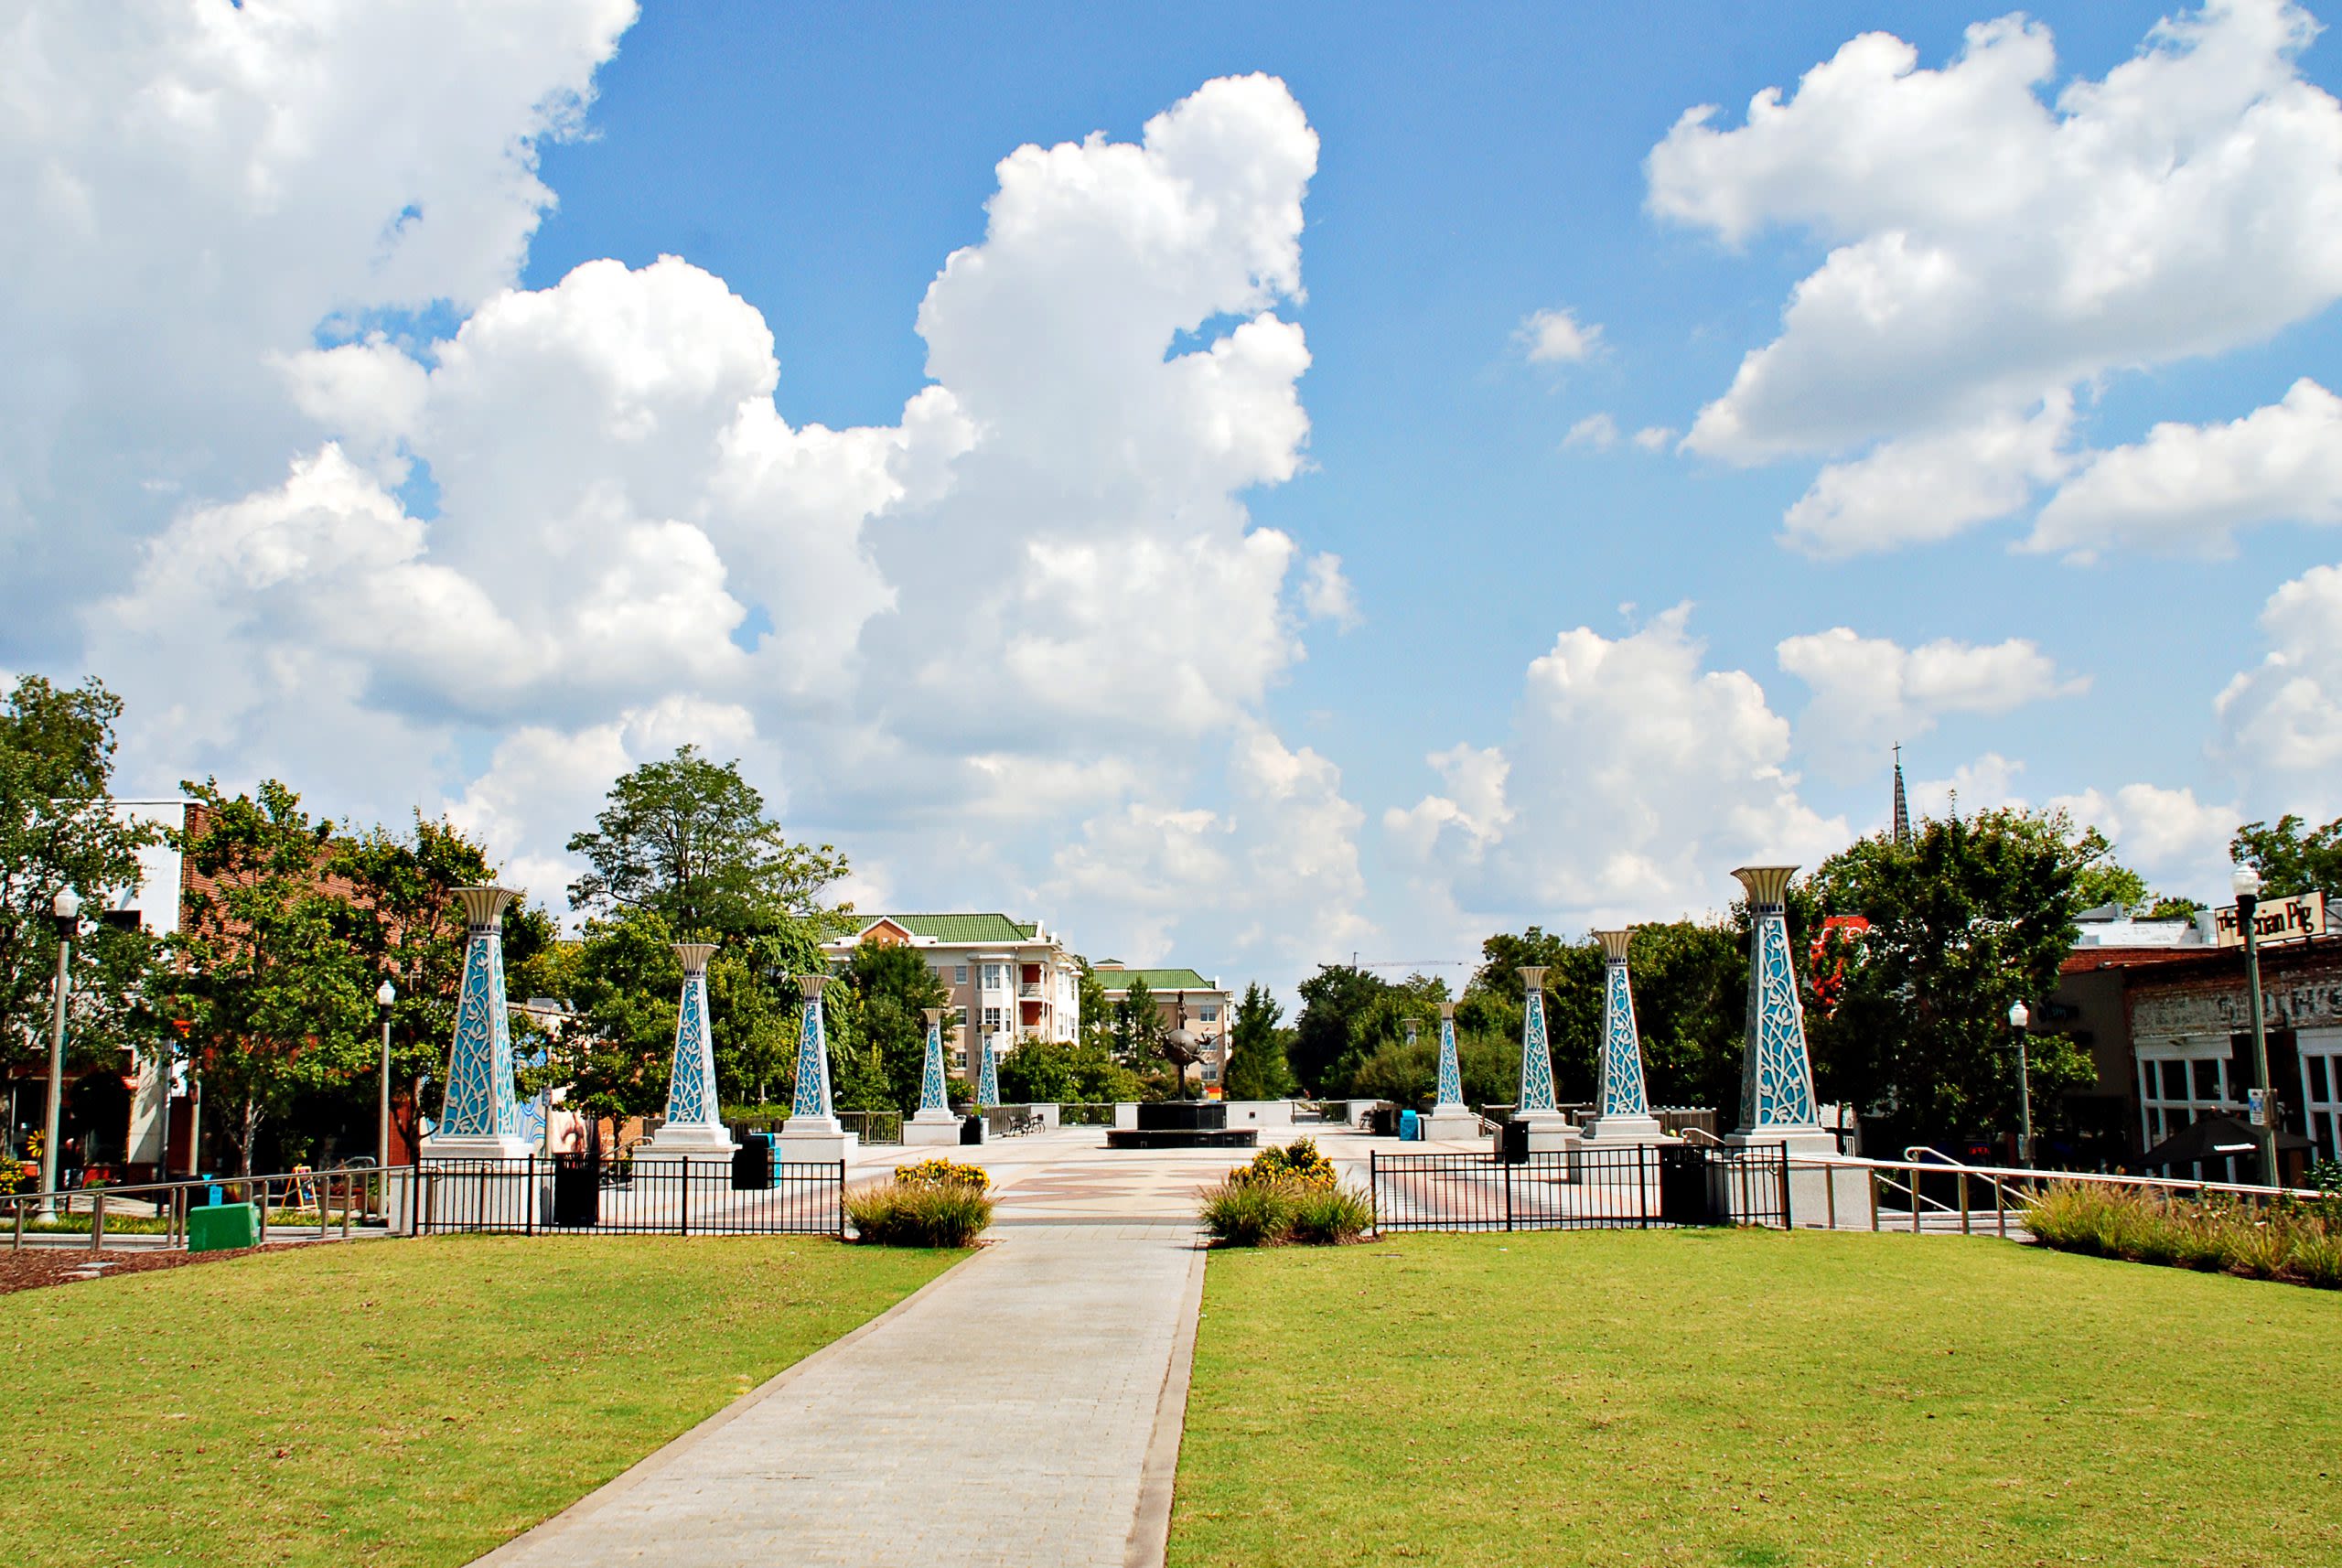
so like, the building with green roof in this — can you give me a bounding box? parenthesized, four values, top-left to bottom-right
(820, 912, 1082, 1065)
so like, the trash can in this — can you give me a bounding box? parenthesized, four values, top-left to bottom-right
(1399, 1109, 1420, 1141)
(1658, 1144, 1713, 1226)
(188, 1201, 258, 1253)
(960, 1114, 985, 1145)
(552, 1155, 600, 1226)
(730, 1133, 771, 1191)
(1499, 1117, 1531, 1165)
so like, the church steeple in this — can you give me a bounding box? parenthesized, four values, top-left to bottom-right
(1892, 744, 1912, 848)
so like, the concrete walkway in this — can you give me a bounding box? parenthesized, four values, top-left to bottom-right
(474, 1219, 1206, 1568)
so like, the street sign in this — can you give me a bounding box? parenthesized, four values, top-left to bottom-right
(2214, 889, 2326, 948)
(2248, 1088, 2272, 1128)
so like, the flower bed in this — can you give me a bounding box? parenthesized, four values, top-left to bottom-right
(1199, 1138, 1370, 1245)
(846, 1157, 993, 1247)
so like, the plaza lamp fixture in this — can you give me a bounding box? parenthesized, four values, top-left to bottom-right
(2006, 999, 2033, 1168)
(40, 886, 79, 1211)
(376, 979, 398, 1167)
(2231, 865, 2279, 1187)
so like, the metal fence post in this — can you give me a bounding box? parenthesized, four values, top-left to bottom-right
(679, 1159, 690, 1236)
(1909, 1165, 1921, 1235)
(527, 1155, 538, 1238)
(1370, 1152, 1380, 1233)
(91, 1189, 106, 1252)
(1868, 1167, 1880, 1231)
(1778, 1144, 1791, 1230)
(835, 1160, 847, 1240)
(1503, 1151, 1515, 1232)
(256, 1178, 270, 1249)
(1958, 1170, 1971, 1235)
(1824, 1161, 1837, 1230)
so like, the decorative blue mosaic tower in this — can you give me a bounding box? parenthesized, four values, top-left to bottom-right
(976, 1031, 1000, 1110)
(1515, 965, 1571, 1148)
(423, 886, 531, 1158)
(778, 973, 849, 1162)
(1579, 929, 1665, 1143)
(639, 943, 734, 1160)
(906, 1005, 961, 1145)
(1731, 866, 1824, 1141)
(1434, 1005, 1466, 1111)
(1420, 1001, 1481, 1143)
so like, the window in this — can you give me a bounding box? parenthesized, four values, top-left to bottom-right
(983, 1006, 1004, 1031)
(1198, 1004, 1219, 1022)
(954, 965, 968, 984)
(2138, 1040, 2240, 1180)
(2301, 1029, 2342, 1162)
(983, 963, 1005, 990)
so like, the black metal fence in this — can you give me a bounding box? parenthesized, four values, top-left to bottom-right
(411, 1155, 845, 1238)
(1370, 1144, 1790, 1232)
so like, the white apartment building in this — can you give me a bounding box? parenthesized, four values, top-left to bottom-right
(821, 913, 1081, 1073)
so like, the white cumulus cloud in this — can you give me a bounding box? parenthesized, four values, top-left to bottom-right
(1648, 1, 2342, 553)
(1518, 306, 1603, 365)
(60, 59, 1364, 986)
(1777, 628, 2087, 781)
(2030, 378, 2342, 560)
(1388, 605, 1846, 928)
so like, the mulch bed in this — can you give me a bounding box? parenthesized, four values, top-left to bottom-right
(0, 1241, 306, 1296)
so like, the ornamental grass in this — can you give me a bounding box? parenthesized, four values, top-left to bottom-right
(2025, 1181, 2342, 1289)
(1199, 1168, 1372, 1247)
(846, 1170, 993, 1248)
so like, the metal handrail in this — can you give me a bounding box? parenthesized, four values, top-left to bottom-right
(5, 1164, 388, 1252)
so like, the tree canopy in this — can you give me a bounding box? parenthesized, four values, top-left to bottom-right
(0, 675, 158, 1073)
(2232, 814, 2342, 901)
(565, 746, 848, 939)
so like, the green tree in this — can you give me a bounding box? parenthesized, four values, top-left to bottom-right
(165, 780, 374, 1175)
(1805, 808, 2099, 1148)
(332, 813, 555, 1155)
(1113, 974, 1163, 1070)
(565, 745, 849, 938)
(2232, 814, 2342, 900)
(1221, 983, 1295, 1100)
(837, 942, 951, 1112)
(0, 675, 160, 1076)
(1290, 964, 1385, 1093)
(532, 908, 680, 1152)
(1073, 960, 1113, 1049)
(996, 1037, 1142, 1104)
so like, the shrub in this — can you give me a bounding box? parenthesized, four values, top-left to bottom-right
(847, 1178, 993, 1247)
(1286, 1184, 1375, 1245)
(1230, 1137, 1336, 1191)
(1200, 1178, 1298, 1246)
(895, 1157, 990, 1194)
(2025, 1181, 2342, 1289)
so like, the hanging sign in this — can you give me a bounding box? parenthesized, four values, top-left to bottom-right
(2213, 890, 2326, 948)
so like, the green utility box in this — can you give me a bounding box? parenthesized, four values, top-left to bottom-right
(188, 1201, 259, 1253)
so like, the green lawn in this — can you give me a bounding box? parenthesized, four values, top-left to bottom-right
(2, 1236, 958, 1567)
(1173, 1231, 2342, 1568)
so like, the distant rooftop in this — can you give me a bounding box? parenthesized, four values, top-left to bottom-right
(1095, 966, 1217, 993)
(2073, 902, 2208, 949)
(845, 913, 1043, 944)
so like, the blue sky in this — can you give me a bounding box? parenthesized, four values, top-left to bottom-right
(10, 1, 2342, 987)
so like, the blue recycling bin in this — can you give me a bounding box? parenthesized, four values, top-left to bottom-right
(1400, 1109, 1421, 1141)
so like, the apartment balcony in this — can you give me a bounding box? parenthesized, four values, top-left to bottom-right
(1018, 983, 1042, 999)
